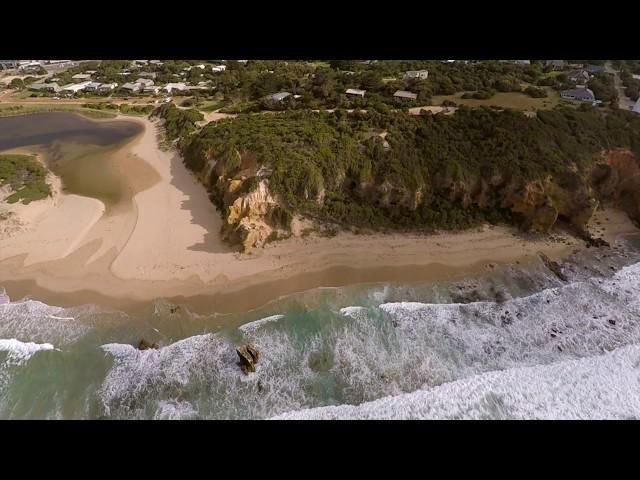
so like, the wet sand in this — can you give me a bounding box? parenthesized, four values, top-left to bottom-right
(1, 114, 638, 314)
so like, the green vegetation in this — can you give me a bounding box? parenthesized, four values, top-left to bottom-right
(524, 86, 548, 98)
(587, 72, 617, 104)
(0, 104, 117, 119)
(151, 103, 204, 145)
(432, 90, 558, 110)
(182, 106, 640, 231)
(0, 154, 51, 204)
(617, 60, 640, 101)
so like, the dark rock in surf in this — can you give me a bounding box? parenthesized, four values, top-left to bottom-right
(538, 252, 568, 282)
(138, 339, 159, 350)
(236, 343, 260, 374)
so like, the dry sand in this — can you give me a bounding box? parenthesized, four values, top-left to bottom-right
(1, 115, 638, 313)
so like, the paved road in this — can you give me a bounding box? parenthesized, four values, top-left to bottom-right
(605, 61, 636, 111)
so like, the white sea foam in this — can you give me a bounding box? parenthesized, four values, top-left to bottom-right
(153, 400, 199, 420)
(0, 338, 55, 363)
(238, 314, 285, 333)
(0, 299, 90, 345)
(92, 260, 640, 419)
(273, 344, 640, 420)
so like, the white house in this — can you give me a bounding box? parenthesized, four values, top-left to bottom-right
(120, 82, 142, 93)
(393, 90, 418, 101)
(143, 85, 161, 94)
(98, 83, 117, 92)
(29, 82, 61, 93)
(212, 65, 227, 73)
(633, 97, 640, 114)
(268, 92, 291, 102)
(163, 82, 187, 93)
(134, 78, 154, 86)
(61, 81, 93, 94)
(137, 71, 157, 79)
(84, 82, 103, 92)
(560, 87, 596, 102)
(345, 88, 366, 98)
(71, 73, 92, 82)
(404, 70, 429, 80)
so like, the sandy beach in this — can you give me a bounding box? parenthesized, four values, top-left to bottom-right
(1, 114, 638, 313)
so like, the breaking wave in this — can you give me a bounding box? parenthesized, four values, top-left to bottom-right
(91, 261, 640, 419)
(273, 344, 640, 420)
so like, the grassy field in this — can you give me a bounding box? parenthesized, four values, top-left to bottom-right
(0, 154, 51, 204)
(197, 100, 225, 112)
(431, 88, 561, 110)
(308, 61, 331, 69)
(0, 104, 118, 119)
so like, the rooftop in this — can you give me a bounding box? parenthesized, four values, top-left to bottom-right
(393, 90, 418, 100)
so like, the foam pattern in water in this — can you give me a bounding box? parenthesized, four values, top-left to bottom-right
(91, 262, 640, 419)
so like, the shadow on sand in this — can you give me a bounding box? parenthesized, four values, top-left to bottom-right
(167, 150, 235, 254)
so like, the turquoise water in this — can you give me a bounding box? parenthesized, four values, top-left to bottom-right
(2, 236, 640, 419)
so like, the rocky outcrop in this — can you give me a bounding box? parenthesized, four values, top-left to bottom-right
(592, 150, 640, 227)
(538, 252, 568, 282)
(236, 344, 260, 374)
(505, 172, 597, 233)
(137, 339, 159, 350)
(220, 178, 292, 251)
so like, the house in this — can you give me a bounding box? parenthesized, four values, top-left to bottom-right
(143, 85, 161, 94)
(393, 90, 418, 101)
(134, 78, 154, 86)
(268, 92, 291, 102)
(98, 83, 117, 92)
(163, 82, 187, 93)
(586, 64, 606, 74)
(134, 60, 149, 66)
(71, 73, 92, 82)
(61, 81, 93, 94)
(441, 60, 456, 64)
(404, 70, 429, 80)
(212, 65, 227, 73)
(85, 70, 97, 74)
(18, 61, 41, 70)
(514, 60, 531, 65)
(566, 69, 590, 84)
(29, 82, 61, 93)
(560, 87, 596, 102)
(237, 60, 249, 64)
(345, 88, 366, 98)
(546, 60, 566, 71)
(120, 82, 142, 93)
(632, 74, 640, 81)
(0, 60, 18, 70)
(84, 82, 103, 92)
(137, 71, 157, 79)
(633, 98, 640, 114)
(149, 60, 163, 65)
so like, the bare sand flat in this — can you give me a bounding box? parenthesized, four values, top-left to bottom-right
(1, 114, 638, 313)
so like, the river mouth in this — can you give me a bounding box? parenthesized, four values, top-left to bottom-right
(0, 112, 151, 210)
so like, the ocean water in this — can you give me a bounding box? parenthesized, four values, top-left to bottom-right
(1, 236, 640, 420)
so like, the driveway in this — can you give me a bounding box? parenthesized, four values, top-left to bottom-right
(605, 61, 636, 111)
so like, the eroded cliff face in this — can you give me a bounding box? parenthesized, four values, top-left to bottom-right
(221, 178, 286, 251)
(591, 149, 640, 227)
(187, 144, 640, 250)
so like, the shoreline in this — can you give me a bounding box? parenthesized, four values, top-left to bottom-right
(1, 112, 639, 314)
